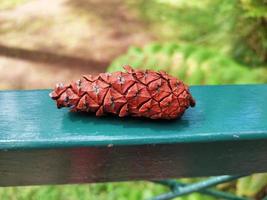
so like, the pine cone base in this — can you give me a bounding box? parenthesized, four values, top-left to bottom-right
(50, 66, 195, 120)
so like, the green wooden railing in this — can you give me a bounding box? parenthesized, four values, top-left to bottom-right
(0, 84, 267, 199)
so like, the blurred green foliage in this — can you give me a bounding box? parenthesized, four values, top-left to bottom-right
(108, 42, 267, 85)
(237, 174, 267, 197)
(129, 0, 267, 67)
(0, 181, 216, 200)
(0, 182, 164, 200)
(1, 175, 267, 200)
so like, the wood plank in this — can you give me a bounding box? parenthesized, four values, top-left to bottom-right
(0, 84, 266, 186)
(1, 140, 267, 186)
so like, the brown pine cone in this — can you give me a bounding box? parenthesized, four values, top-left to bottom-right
(50, 66, 195, 119)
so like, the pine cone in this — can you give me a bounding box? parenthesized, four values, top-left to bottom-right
(49, 66, 195, 119)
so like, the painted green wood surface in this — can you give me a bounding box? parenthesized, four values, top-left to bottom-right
(0, 84, 267, 186)
(0, 84, 266, 150)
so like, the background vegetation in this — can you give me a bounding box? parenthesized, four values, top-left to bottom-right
(0, 0, 266, 199)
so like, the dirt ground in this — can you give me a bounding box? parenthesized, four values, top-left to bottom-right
(0, 0, 153, 89)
